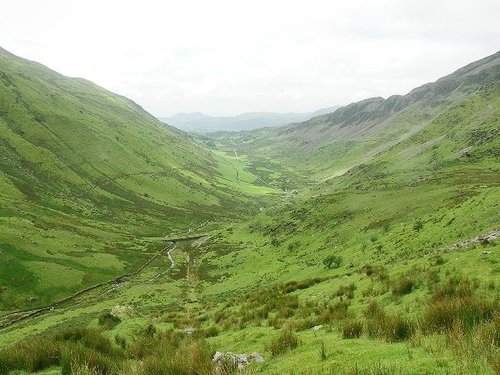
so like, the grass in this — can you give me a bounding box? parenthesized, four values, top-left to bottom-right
(0, 49, 499, 374)
(267, 329, 299, 357)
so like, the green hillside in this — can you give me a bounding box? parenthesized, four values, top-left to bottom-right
(0, 49, 498, 375)
(212, 52, 500, 182)
(0, 47, 276, 310)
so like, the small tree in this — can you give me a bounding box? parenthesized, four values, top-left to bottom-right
(323, 255, 342, 269)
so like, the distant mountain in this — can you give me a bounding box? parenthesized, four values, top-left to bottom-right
(159, 107, 340, 133)
(309, 105, 342, 117)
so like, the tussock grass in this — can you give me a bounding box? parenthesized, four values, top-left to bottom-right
(342, 320, 364, 339)
(425, 277, 498, 332)
(98, 312, 121, 330)
(268, 328, 299, 357)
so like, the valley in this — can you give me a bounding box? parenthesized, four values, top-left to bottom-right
(0, 47, 498, 375)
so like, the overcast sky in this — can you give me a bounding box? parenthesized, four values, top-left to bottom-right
(1, 1, 499, 116)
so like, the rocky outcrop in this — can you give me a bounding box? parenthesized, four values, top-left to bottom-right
(110, 305, 134, 319)
(447, 230, 499, 251)
(213, 351, 264, 373)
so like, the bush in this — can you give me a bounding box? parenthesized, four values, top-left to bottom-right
(430, 255, 445, 266)
(444, 312, 500, 374)
(334, 283, 357, 299)
(342, 320, 363, 339)
(431, 277, 472, 302)
(270, 238, 281, 247)
(268, 329, 299, 357)
(69, 361, 102, 375)
(361, 264, 389, 282)
(288, 318, 318, 331)
(392, 277, 415, 297)
(317, 300, 349, 323)
(323, 255, 342, 269)
(413, 220, 423, 232)
(288, 241, 301, 251)
(0, 327, 119, 375)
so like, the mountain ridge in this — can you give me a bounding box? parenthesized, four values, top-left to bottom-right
(211, 50, 499, 181)
(160, 106, 341, 133)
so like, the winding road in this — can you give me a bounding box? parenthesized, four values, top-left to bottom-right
(148, 244, 177, 282)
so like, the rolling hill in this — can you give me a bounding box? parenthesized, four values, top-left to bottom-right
(0, 47, 276, 310)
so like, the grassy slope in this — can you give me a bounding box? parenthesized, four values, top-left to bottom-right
(179, 75, 499, 373)
(0, 51, 498, 375)
(0, 47, 277, 310)
(212, 51, 500, 183)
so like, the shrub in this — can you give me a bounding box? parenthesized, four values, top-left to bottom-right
(54, 327, 118, 356)
(323, 255, 342, 269)
(288, 318, 317, 331)
(281, 278, 325, 294)
(361, 264, 389, 282)
(70, 361, 102, 375)
(267, 316, 282, 329)
(288, 241, 301, 251)
(430, 255, 445, 266)
(277, 306, 295, 319)
(392, 277, 414, 297)
(413, 220, 423, 232)
(334, 283, 357, 299)
(444, 312, 500, 374)
(268, 329, 299, 357)
(0, 327, 119, 375)
(317, 300, 349, 323)
(215, 354, 238, 375)
(365, 305, 415, 342)
(431, 277, 472, 302)
(342, 320, 363, 339)
(270, 238, 281, 247)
